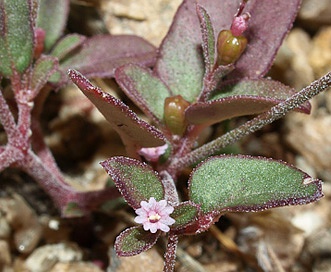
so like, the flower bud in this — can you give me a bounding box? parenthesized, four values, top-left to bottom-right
(216, 29, 247, 65)
(164, 95, 190, 136)
(230, 13, 250, 37)
(33, 28, 45, 59)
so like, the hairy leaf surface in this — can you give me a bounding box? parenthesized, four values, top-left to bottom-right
(37, 0, 69, 51)
(186, 79, 311, 125)
(101, 156, 164, 210)
(0, 0, 34, 76)
(189, 155, 323, 214)
(155, 0, 301, 102)
(69, 69, 165, 149)
(115, 226, 160, 257)
(115, 64, 171, 122)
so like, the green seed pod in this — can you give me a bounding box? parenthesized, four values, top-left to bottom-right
(216, 29, 247, 65)
(164, 95, 190, 136)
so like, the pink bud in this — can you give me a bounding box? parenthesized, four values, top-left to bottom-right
(138, 144, 168, 162)
(34, 28, 46, 59)
(230, 13, 250, 37)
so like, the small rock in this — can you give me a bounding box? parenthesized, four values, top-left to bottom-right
(50, 262, 103, 272)
(304, 229, 331, 258)
(235, 211, 305, 270)
(309, 27, 331, 78)
(285, 113, 331, 180)
(109, 247, 164, 272)
(294, 156, 316, 179)
(100, 0, 182, 46)
(313, 259, 331, 272)
(109, 1, 147, 21)
(204, 260, 238, 272)
(271, 28, 314, 90)
(291, 210, 324, 236)
(0, 194, 42, 254)
(298, 0, 331, 30)
(0, 215, 11, 239)
(25, 242, 83, 272)
(0, 239, 11, 266)
(300, 228, 331, 269)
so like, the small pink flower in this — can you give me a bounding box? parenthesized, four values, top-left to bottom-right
(134, 197, 175, 233)
(138, 144, 168, 162)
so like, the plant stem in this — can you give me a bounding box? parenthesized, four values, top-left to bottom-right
(171, 72, 331, 171)
(20, 150, 121, 216)
(163, 233, 179, 272)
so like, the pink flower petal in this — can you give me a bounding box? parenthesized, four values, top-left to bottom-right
(134, 215, 146, 224)
(134, 197, 175, 233)
(138, 144, 168, 162)
(159, 224, 170, 233)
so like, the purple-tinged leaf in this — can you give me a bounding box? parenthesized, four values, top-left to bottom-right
(186, 79, 311, 126)
(0, 0, 34, 76)
(115, 64, 171, 123)
(171, 201, 200, 232)
(197, 4, 215, 72)
(51, 34, 86, 61)
(188, 155, 323, 215)
(62, 35, 157, 79)
(115, 226, 160, 257)
(31, 56, 58, 95)
(210, 79, 311, 103)
(155, 0, 301, 101)
(100, 156, 164, 210)
(228, 0, 301, 80)
(36, 0, 69, 51)
(68, 69, 165, 150)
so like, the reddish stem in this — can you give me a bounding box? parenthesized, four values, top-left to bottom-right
(163, 233, 179, 272)
(19, 150, 121, 216)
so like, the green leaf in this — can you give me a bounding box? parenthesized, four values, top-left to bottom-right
(154, 1, 205, 103)
(171, 201, 200, 231)
(51, 34, 86, 60)
(115, 226, 160, 257)
(0, 0, 34, 76)
(100, 156, 164, 210)
(48, 70, 65, 86)
(31, 56, 58, 94)
(210, 79, 311, 102)
(196, 4, 215, 72)
(189, 155, 323, 214)
(36, 0, 69, 51)
(115, 64, 171, 122)
(186, 79, 311, 126)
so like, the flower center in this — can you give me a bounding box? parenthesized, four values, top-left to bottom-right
(148, 213, 161, 223)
